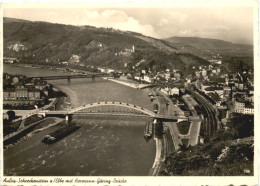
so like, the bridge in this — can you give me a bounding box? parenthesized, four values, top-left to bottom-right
(38, 102, 188, 122)
(28, 73, 111, 82)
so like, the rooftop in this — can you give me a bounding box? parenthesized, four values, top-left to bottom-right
(245, 102, 254, 109)
(207, 93, 221, 102)
(235, 95, 246, 103)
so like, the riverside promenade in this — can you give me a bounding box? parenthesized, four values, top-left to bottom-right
(102, 76, 154, 89)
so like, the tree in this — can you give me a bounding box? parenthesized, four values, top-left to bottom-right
(7, 110, 15, 121)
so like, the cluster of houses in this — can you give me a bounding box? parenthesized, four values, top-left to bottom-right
(195, 64, 254, 115)
(3, 73, 50, 107)
(7, 43, 27, 52)
(132, 61, 254, 118)
(133, 68, 183, 85)
(115, 45, 135, 56)
(233, 94, 254, 115)
(3, 57, 18, 64)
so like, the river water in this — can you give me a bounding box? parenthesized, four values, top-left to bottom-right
(3, 64, 156, 176)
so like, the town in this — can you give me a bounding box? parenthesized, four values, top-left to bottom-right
(2, 7, 255, 180)
(3, 52, 254, 144)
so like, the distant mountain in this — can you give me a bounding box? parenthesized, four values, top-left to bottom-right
(165, 37, 253, 58)
(3, 17, 210, 73)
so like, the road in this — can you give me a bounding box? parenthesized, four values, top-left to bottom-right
(149, 89, 182, 176)
(156, 90, 183, 149)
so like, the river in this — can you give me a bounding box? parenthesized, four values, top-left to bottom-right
(3, 64, 156, 176)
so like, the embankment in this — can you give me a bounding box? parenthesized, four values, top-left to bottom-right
(103, 78, 139, 89)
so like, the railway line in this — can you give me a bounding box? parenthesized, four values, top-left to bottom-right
(190, 91, 218, 139)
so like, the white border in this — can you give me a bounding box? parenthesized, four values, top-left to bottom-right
(0, 0, 259, 185)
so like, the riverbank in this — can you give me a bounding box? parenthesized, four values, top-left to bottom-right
(4, 117, 63, 149)
(103, 77, 154, 89)
(103, 77, 139, 88)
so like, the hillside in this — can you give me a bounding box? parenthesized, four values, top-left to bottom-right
(160, 136, 253, 176)
(165, 36, 253, 59)
(3, 17, 209, 73)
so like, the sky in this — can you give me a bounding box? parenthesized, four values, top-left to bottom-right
(4, 7, 254, 44)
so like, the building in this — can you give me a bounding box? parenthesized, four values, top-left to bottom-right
(174, 73, 181, 80)
(234, 97, 254, 115)
(13, 77, 19, 84)
(234, 99, 245, 113)
(28, 89, 41, 100)
(107, 69, 115, 74)
(202, 69, 207, 77)
(170, 87, 180, 96)
(223, 86, 231, 98)
(15, 88, 28, 99)
(165, 72, 170, 80)
(35, 81, 47, 90)
(70, 55, 80, 63)
(97, 68, 106, 73)
(143, 75, 153, 83)
(238, 83, 244, 90)
(134, 74, 141, 81)
(61, 61, 68, 65)
(14, 82, 25, 89)
(3, 89, 15, 100)
(244, 103, 254, 115)
(8, 43, 27, 52)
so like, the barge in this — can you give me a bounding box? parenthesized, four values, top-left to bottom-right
(42, 123, 81, 144)
(144, 121, 153, 142)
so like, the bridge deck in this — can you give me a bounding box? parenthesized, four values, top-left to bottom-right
(38, 101, 187, 121)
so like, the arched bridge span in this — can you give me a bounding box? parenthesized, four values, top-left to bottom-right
(39, 101, 186, 121)
(71, 101, 155, 116)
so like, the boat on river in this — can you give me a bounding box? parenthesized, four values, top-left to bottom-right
(42, 123, 81, 144)
(144, 121, 153, 142)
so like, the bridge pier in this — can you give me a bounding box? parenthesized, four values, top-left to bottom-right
(39, 112, 46, 118)
(91, 75, 95, 82)
(65, 114, 72, 122)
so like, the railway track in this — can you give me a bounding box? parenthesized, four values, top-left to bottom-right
(190, 91, 218, 139)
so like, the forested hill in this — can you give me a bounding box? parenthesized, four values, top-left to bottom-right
(165, 36, 253, 58)
(4, 17, 209, 72)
